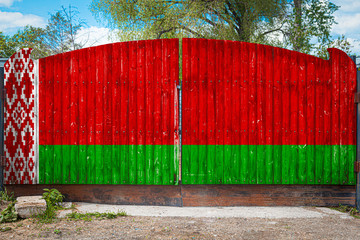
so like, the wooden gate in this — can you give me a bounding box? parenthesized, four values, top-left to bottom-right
(182, 38, 357, 185)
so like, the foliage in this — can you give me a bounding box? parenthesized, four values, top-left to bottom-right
(42, 5, 86, 55)
(10, 26, 48, 59)
(331, 204, 360, 219)
(66, 211, 127, 221)
(0, 202, 18, 223)
(0, 188, 15, 202)
(0, 5, 86, 58)
(316, 35, 353, 59)
(90, 0, 286, 42)
(281, 0, 339, 54)
(34, 188, 64, 223)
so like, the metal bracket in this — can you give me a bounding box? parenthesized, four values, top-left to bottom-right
(355, 161, 360, 173)
(355, 92, 360, 103)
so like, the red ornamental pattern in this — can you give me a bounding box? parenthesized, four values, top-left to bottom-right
(4, 49, 36, 184)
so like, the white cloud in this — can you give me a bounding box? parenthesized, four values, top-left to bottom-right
(0, 11, 46, 32)
(0, 0, 21, 7)
(76, 26, 118, 48)
(331, 0, 360, 55)
(332, 13, 360, 35)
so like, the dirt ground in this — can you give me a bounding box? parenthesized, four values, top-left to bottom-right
(1, 206, 360, 240)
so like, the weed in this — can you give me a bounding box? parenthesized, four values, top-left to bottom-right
(33, 188, 64, 223)
(330, 204, 360, 219)
(54, 229, 61, 234)
(0, 202, 18, 223)
(66, 211, 127, 221)
(16, 223, 23, 228)
(42, 188, 64, 209)
(0, 188, 15, 202)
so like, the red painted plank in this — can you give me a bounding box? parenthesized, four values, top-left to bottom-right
(120, 42, 129, 184)
(207, 39, 216, 184)
(215, 40, 225, 184)
(137, 40, 145, 184)
(95, 45, 104, 184)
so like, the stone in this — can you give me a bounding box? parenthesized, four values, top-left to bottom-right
(15, 196, 47, 218)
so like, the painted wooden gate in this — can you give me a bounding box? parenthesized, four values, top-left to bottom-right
(2, 38, 357, 186)
(182, 38, 357, 185)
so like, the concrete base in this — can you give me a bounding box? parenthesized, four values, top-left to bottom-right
(15, 196, 46, 218)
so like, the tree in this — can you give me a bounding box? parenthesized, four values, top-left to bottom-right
(282, 0, 339, 54)
(90, 0, 286, 42)
(11, 26, 48, 59)
(42, 5, 85, 55)
(0, 32, 16, 58)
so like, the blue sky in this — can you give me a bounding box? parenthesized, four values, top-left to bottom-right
(0, 0, 360, 56)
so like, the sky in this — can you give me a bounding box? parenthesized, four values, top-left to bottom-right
(0, 0, 360, 56)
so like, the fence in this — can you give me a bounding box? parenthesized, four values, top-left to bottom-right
(2, 38, 357, 186)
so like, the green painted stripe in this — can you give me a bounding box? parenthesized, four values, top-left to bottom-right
(39, 145, 179, 185)
(182, 145, 356, 185)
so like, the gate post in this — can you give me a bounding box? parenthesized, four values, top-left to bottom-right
(352, 56, 360, 210)
(0, 65, 4, 192)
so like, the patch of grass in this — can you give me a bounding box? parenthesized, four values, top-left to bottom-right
(0, 188, 15, 202)
(0, 202, 18, 223)
(330, 204, 360, 219)
(66, 211, 127, 221)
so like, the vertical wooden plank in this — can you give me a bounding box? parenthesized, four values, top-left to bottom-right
(256, 44, 265, 184)
(207, 39, 216, 184)
(273, 47, 282, 184)
(78, 49, 87, 184)
(120, 42, 129, 184)
(112, 43, 121, 184)
(87, 47, 96, 184)
(95, 46, 104, 184)
(182, 38, 190, 184)
(129, 41, 137, 184)
(348, 57, 357, 184)
(323, 60, 332, 184)
(265, 46, 274, 184)
(339, 52, 349, 185)
(154, 39, 162, 184)
(70, 51, 79, 184)
(45, 55, 54, 184)
(145, 40, 154, 185)
(330, 50, 340, 184)
(137, 40, 146, 184)
(38, 58, 46, 184)
(103, 44, 113, 184)
(161, 39, 170, 185)
(289, 51, 298, 184)
(62, 52, 71, 184)
(306, 56, 316, 184)
(170, 38, 179, 185)
(198, 39, 208, 185)
(315, 58, 325, 184)
(223, 40, 233, 184)
(215, 40, 225, 184)
(298, 53, 307, 184)
(248, 43, 257, 184)
(281, 49, 290, 184)
(53, 53, 62, 184)
(232, 41, 241, 184)
(240, 42, 249, 184)
(190, 39, 199, 184)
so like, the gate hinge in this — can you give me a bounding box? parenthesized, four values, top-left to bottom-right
(355, 93, 360, 103)
(354, 161, 360, 173)
(0, 156, 6, 168)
